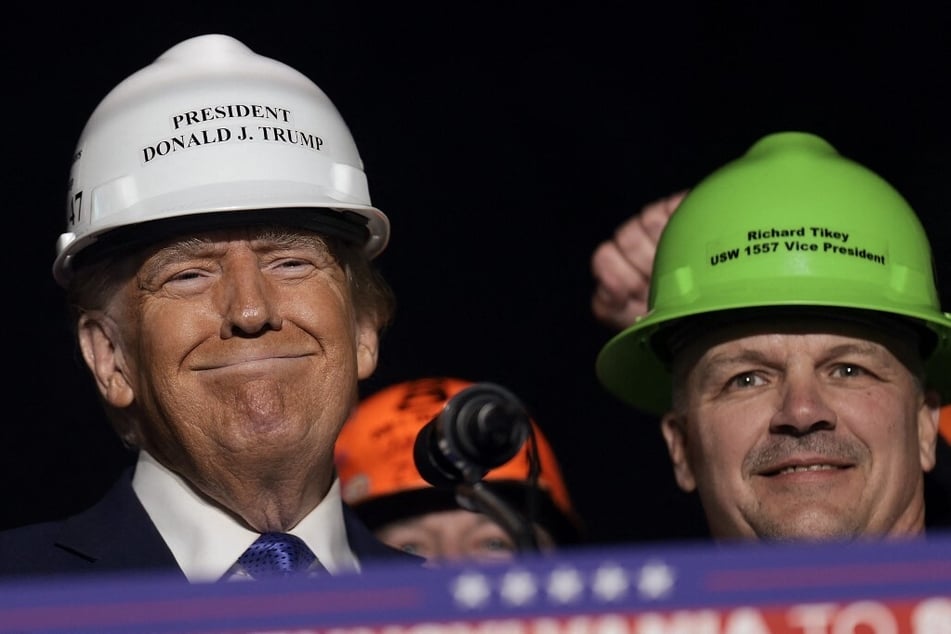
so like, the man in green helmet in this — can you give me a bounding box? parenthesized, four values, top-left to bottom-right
(596, 131, 951, 541)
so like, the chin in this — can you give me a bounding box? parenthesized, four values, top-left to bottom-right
(752, 512, 863, 542)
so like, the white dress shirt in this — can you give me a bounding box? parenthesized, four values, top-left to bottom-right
(131, 451, 361, 583)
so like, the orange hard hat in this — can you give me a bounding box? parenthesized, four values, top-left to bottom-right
(335, 377, 582, 543)
(941, 405, 951, 446)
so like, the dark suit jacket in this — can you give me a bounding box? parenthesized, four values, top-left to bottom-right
(0, 467, 420, 582)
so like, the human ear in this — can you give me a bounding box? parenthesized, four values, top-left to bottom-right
(661, 412, 697, 492)
(355, 320, 379, 380)
(77, 313, 135, 408)
(917, 389, 942, 473)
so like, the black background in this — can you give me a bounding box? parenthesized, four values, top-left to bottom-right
(2, 3, 950, 546)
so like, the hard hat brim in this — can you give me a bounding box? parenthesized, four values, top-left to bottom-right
(54, 204, 386, 286)
(597, 300, 951, 416)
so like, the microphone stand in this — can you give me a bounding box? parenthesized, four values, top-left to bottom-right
(453, 480, 540, 554)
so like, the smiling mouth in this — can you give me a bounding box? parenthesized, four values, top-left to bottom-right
(195, 354, 310, 370)
(774, 464, 841, 475)
(762, 463, 850, 477)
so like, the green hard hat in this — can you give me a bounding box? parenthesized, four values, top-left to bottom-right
(596, 131, 951, 415)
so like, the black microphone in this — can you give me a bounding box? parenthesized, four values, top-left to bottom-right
(413, 382, 531, 487)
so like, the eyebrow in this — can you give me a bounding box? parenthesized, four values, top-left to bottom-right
(701, 339, 889, 370)
(140, 231, 329, 277)
(138, 238, 214, 281)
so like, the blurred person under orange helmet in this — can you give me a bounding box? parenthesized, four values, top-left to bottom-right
(334, 377, 584, 564)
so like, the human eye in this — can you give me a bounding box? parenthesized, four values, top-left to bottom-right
(479, 536, 515, 553)
(266, 252, 322, 278)
(727, 372, 766, 390)
(394, 541, 425, 556)
(162, 262, 218, 287)
(143, 264, 213, 294)
(383, 535, 432, 559)
(141, 241, 216, 292)
(259, 232, 336, 273)
(274, 257, 311, 270)
(168, 268, 206, 282)
(831, 363, 868, 379)
(376, 525, 434, 560)
(470, 532, 517, 560)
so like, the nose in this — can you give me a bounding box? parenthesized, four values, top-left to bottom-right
(218, 255, 283, 338)
(769, 372, 837, 436)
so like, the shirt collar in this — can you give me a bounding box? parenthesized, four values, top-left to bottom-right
(131, 450, 360, 582)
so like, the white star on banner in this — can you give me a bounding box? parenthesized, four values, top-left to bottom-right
(591, 563, 629, 602)
(451, 572, 492, 609)
(546, 567, 585, 603)
(499, 569, 538, 606)
(636, 560, 676, 599)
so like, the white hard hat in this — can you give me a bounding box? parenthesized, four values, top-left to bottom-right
(54, 33, 389, 286)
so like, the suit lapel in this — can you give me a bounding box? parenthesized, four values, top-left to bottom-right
(53, 467, 185, 578)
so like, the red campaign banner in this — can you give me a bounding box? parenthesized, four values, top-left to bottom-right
(299, 599, 951, 634)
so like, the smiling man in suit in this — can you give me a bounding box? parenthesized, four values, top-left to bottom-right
(0, 34, 419, 582)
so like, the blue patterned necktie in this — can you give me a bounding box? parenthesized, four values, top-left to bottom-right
(237, 532, 318, 579)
